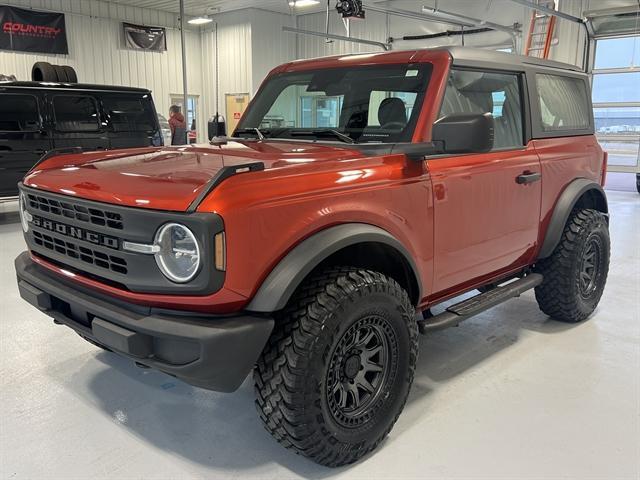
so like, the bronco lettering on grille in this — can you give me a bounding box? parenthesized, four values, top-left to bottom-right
(31, 216, 119, 250)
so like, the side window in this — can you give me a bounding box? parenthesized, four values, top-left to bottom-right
(440, 69, 524, 149)
(536, 74, 590, 131)
(0, 94, 40, 132)
(53, 95, 100, 132)
(103, 96, 155, 132)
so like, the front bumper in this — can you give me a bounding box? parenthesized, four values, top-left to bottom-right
(15, 252, 274, 392)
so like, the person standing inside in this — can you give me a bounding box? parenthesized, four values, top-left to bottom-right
(168, 105, 187, 145)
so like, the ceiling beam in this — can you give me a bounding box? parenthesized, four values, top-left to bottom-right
(507, 0, 585, 24)
(421, 5, 521, 35)
(282, 26, 392, 50)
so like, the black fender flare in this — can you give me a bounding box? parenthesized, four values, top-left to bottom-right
(246, 223, 422, 313)
(538, 178, 608, 259)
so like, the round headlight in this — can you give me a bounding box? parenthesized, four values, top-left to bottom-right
(154, 223, 201, 283)
(19, 192, 30, 233)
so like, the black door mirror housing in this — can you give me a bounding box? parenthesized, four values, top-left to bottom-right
(432, 113, 494, 154)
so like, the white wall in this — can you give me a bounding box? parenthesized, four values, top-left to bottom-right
(549, 0, 591, 67)
(296, 9, 390, 58)
(0, 2, 296, 142)
(0, 0, 204, 135)
(293, 0, 637, 69)
(2, 0, 628, 145)
(200, 11, 252, 135)
(295, 1, 528, 60)
(199, 9, 297, 133)
(249, 9, 296, 93)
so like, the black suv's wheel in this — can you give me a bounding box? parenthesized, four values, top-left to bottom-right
(254, 267, 418, 467)
(535, 208, 610, 322)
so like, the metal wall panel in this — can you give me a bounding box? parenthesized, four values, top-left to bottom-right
(0, 0, 203, 139)
(199, 11, 252, 132)
(250, 9, 296, 93)
(294, 3, 530, 59)
(295, 10, 389, 59)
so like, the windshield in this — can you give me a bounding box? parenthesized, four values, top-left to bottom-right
(237, 63, 432, 143)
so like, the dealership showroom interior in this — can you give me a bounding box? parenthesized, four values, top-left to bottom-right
(1, 0, 639, 478)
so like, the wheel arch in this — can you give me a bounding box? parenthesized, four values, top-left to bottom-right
(246, 223, 422, 313)
(538, 178, 608, 259)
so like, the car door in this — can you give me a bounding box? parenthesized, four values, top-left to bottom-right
(50, 93, 109, 152)
(428, 68, 542, 295)
(0, 91, 51, 198)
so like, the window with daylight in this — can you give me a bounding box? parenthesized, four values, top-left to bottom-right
(592, 35, 640, 171)
(536, 74, 590, 131)
(238, 64, 432, 143)
(440, 69, 524, 149)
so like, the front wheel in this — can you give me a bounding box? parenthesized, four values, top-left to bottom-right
(254, 267, 418, 467)
(535, 208, 610, 322)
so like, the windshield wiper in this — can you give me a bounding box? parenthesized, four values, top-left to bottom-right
(290, 129, 355, 144)
(234, 127, 268, 140)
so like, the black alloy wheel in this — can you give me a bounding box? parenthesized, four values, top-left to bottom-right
(326, 315, 396, 428)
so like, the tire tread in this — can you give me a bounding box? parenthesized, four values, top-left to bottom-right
(254, 267, 417, 467)
(535, 208, 609, 322)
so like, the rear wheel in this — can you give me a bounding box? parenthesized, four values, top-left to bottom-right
(535, 208, 610, 322)
(254, 267, 417, 467)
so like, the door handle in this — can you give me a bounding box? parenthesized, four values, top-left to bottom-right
(516, 171, 541, 185)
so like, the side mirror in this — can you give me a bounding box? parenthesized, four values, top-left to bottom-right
(432, 113, 494, 154)
(208, 114, 227, 140)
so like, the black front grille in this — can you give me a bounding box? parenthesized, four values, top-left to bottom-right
(21, 184, 224, 295)
(33, 230, 128, 275)
(27, 193, 123, 230)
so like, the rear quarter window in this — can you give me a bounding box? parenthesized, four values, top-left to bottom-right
(103, 95, 156, 132)
(536, 74, 591, 131)
(0, 94, 40, 132)
(53, 95, 101, 132)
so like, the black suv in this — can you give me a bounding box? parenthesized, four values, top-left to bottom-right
(0, 82, 162, 199)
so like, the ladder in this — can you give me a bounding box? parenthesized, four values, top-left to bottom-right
(524, 0, 557, 59)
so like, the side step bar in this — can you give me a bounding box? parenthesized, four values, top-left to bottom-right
(418, 273, 543, 334)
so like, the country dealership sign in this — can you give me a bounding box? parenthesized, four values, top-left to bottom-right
(0, 5, 68, 54)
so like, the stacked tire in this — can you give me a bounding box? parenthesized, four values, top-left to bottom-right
(32, 62, 78, 83)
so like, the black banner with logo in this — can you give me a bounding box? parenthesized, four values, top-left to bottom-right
(0, 5, 68, 54)
(123, 22, 166, 52)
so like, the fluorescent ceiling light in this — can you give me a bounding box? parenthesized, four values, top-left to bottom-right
(188, 16, 213, 25)
(289, 0, 320, 7)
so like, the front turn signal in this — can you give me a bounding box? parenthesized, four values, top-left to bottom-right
(215, 232, 226, 271)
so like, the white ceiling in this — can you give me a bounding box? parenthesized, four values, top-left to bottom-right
(101, 0, 326, 16)
(102, 0, 640, 19)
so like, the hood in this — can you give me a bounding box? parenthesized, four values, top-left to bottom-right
(23, 141, 365, 211)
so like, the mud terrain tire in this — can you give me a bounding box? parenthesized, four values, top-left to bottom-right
(535, 208, 610, 322)
(254, 267, 418, 467)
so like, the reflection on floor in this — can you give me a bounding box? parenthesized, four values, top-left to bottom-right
(605, 171, 637, 192)
(0, 191, 638, 479)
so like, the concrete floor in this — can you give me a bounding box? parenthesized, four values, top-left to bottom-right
(0, 190, 638, 480)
